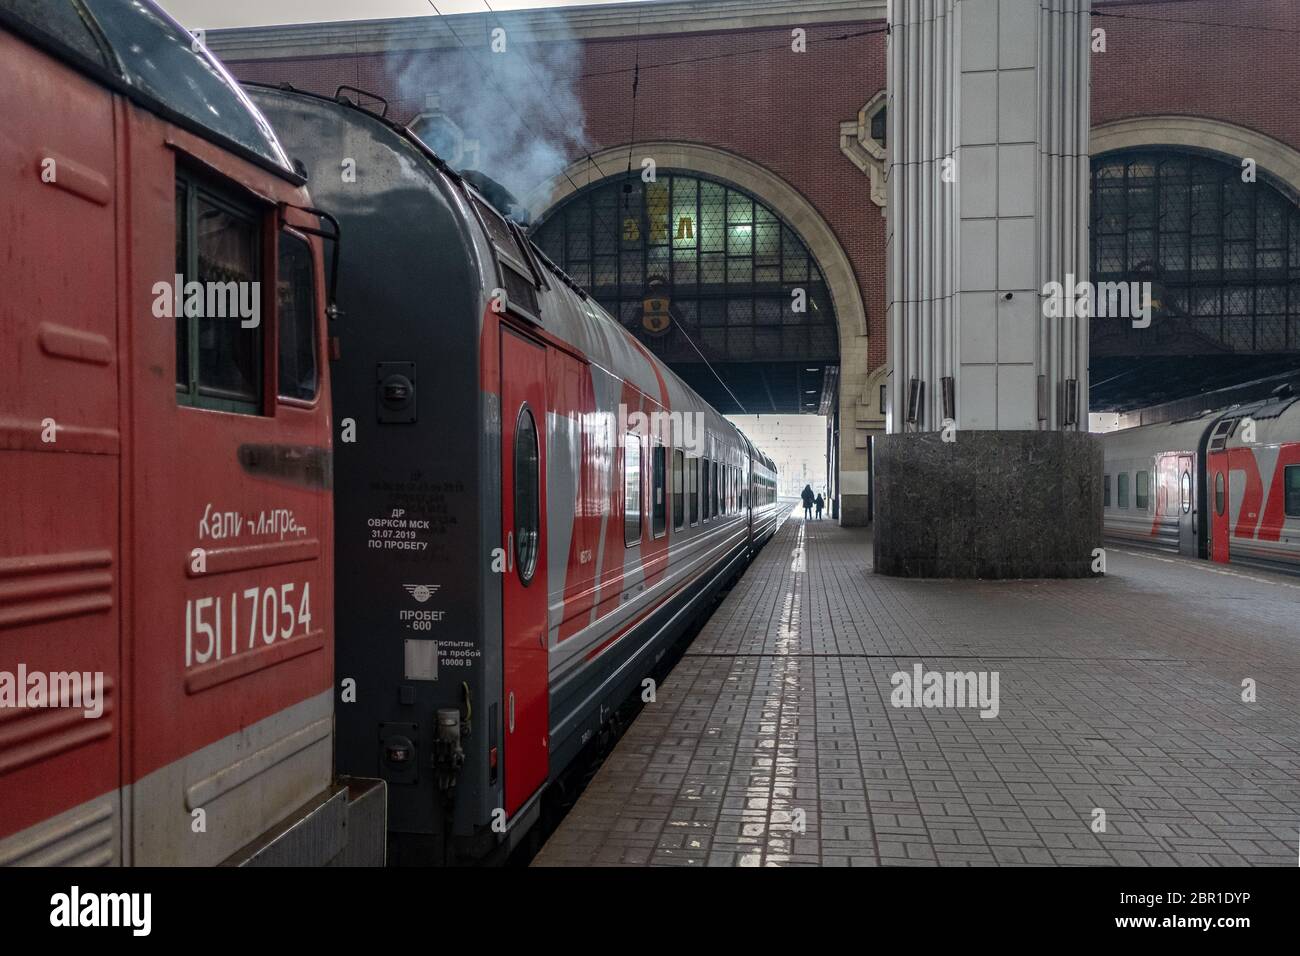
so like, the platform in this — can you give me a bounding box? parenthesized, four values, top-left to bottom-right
(533, 513, 1300, 866)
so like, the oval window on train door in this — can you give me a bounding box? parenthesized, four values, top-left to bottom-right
(1214, 471, 1225, 516)
(1181, 470, 1192, 514)
(514, 406, 540, 584)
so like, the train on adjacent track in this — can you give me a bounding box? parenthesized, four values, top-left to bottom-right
(1102, 390, 1300, 575)
(1, 0, 779, 866)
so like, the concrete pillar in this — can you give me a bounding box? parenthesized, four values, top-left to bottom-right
(836, 333, 877, 526)
(876, 0, 1102, 578)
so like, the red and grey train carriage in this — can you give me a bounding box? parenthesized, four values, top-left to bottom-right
(1102, 390, 1300, 574)
(0, 0, 382, 865)
(246, 84, 780, 863)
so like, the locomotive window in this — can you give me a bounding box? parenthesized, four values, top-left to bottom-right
(1181, 471, 1193, 514)
(1284, 466, 1300, 518)
(83, 0, 293, 170)
(1117, 473, 1130, 509)
(0, 0, 113, 70)
(672, 450, 685, 531)
(689, 457, 699, 526)
(1103, 474, 1111, 508)
(624, 433, 642, 547)
(1135, 471, 1150, 511)
(652, 444, 667, 539)
(1215, 471, 1226, 516)
(175, 184, 189, 389)
(175, 172, 264, 414)
(514, 407, 540, 584)
(277, 231, 319, 401)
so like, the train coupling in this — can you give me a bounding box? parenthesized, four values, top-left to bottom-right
(433, 707, 466, 792)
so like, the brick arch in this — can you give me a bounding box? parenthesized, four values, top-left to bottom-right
(522, 141, 868, 344)
(1091, 116, 1300, 199)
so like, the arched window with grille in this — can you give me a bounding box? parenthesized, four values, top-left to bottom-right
(531, 172, 840, 369)
(1091, 149, 1300, 352)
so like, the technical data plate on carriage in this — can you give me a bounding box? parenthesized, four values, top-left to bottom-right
(363, 477, 462, 558)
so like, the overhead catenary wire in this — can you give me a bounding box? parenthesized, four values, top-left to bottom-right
(467, 0, 750, 413)
(420, 0, 591, 201)
(420, 0, 625, 246)
(670, 318, 749, 415)
(477, 0, 613, 186)
(1092, 6, 1300, 36)
(576, 24, 888, 81)
(421, 0, 747, 417)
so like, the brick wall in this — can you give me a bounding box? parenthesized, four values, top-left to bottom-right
(224, 0, 1300, 375)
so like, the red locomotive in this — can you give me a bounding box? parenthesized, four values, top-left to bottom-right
(0, 0, 381, 865)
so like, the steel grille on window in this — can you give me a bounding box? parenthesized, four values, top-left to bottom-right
(502, 264, 539, 316)
(1091, 149, 1300, 352)
(529, 171, 838, 366)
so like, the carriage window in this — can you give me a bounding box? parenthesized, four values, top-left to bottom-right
(1180, 471, 1192, 514)
(1284, 466, 1300, 518)
(689, 457, 699, 525)
(277, 232, 319, 401)
(701, 458, 710, 523)
(1214, 471, 1225, 516)
(652, 444, 667, 539)
(1103, 474, 1111, 508)
(1135, 471, 1150, 511)
(176, 172, 263, 414)
(624, 434, 642, 547)
(514, 407, 540, 584)
(1117, 473, 1130, 509)
(712, 461, 720, 517)
(672, 450, 685, 531)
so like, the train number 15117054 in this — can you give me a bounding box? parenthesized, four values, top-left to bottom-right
(185, 582, 313, 667)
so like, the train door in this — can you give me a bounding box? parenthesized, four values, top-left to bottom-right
(745, 459, 754, 543)
(1177, 455, 1196, 557)
(500, 327, 549, 816)
(1209, 453, 1230, 562)
(1206, 417, 1238, 563)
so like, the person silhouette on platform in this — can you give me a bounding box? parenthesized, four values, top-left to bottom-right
(815, 492, 825, 520)
(801, 484, 814, 520)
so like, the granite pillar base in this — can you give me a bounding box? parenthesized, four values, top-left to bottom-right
(873, 431, 1103, 579)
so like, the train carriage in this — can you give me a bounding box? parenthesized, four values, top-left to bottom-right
(0, 0, 381, 866)
(1102, 391, 1300, 575)
(246, 84, 779, 863)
